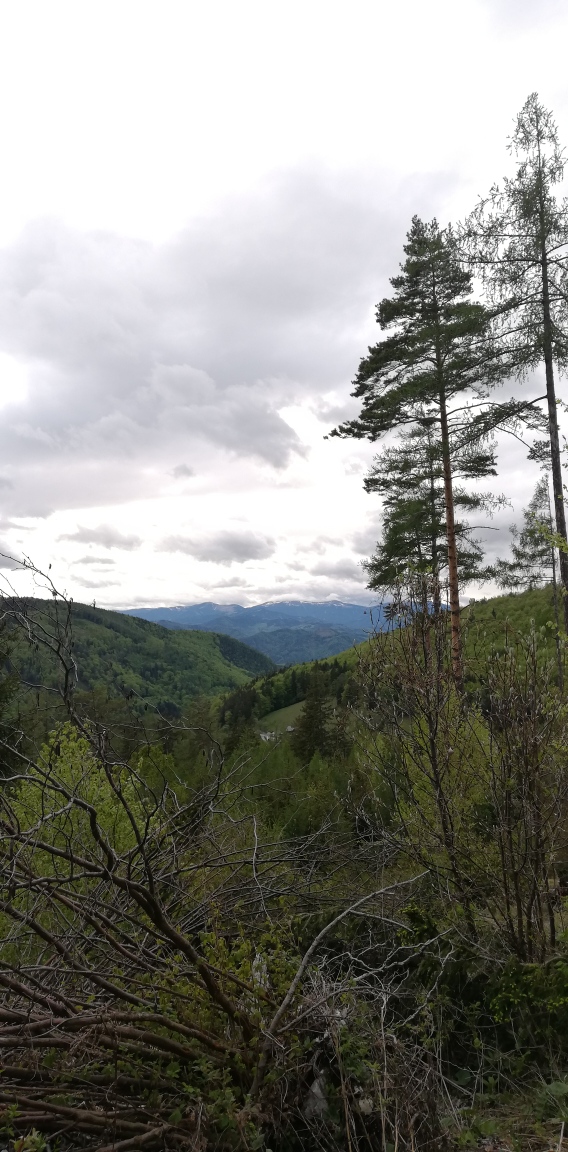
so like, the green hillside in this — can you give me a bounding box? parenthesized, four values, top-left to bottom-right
(463, 584, 560, 639)
(3, 583, 567, 1152)
(226, 585, 562, 729)
(7, 599, 275, 712)
(5, 586, 559, 727)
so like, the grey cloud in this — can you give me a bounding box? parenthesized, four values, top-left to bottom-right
(72, 555, 116, 566)
(158, 530, 276, 566)
(140, 364, 302, 468)
(171, 463, 194, 478)
(315, 399, 361, 426)
(59, 525, 142, 550)
(296, 534, 342, 555)
(0, 165, 453, 515)
(0, 518, 30, 532)
(0, 548, 24, 570)
(207, 577, 251, 589)
(343, 458, 367, 477)
(74, 577, 119, 589)
(351, 516, 383, 556)
(310, 558, 365, 581)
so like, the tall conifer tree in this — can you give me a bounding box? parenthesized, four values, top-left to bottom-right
(332, 217, 506, 684)
(496, 477, 564, 687)
(464, 94, 568, 627)
(496, 478, 556, 591)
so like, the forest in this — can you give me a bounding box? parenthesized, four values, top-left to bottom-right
(1, 93, 568, 1152)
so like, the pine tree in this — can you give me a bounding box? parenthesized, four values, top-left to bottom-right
(496, 478, 555, 590)
(464, 94, 568, 627)
(363, 417, 497, 605)
(290, 668, 333, 762)
(496, 477, 564, 687)
(331, 216, 515, 684)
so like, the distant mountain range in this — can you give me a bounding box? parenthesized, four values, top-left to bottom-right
(121, 600, 387, 665)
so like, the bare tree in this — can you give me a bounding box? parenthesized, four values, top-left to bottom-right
(0, 570, 445, 1151)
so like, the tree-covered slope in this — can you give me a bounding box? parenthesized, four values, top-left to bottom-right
(463, 584, 559, 637)
(227, 585, 562, 728)
(8, 599, 275, 711)
(234, 622, 364, 664)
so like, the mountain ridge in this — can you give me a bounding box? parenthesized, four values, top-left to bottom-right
(120, 599, 386, 664)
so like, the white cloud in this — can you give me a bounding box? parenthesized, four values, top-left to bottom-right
(0, 171, 398, 516)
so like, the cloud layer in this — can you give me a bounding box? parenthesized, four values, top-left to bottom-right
(0, 161, 550, 606)
(0, 166, 441, 520)
(159, 531, 276, 565)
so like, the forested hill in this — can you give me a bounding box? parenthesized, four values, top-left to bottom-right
(5, 599, 275, 712)
(463, 584, 560, 638)
(221, 584, 563, 735)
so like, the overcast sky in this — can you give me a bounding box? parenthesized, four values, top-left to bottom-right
(0, 0, 567, 608)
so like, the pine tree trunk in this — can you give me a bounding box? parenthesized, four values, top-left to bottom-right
(539, 187, 568, 633)
(542, 313, 568, 631)
(432, 272, 462, 687)
(427, 424, 442, 617)
(438, 385, 462, 686)
(551, 539, 563, 690)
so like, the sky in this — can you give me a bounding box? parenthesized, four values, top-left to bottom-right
(0, 0, 567, 608)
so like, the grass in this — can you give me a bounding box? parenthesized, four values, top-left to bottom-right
(257, 700, 305, 732)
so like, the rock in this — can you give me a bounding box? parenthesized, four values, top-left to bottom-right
(303, 1073, 328, 1120)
